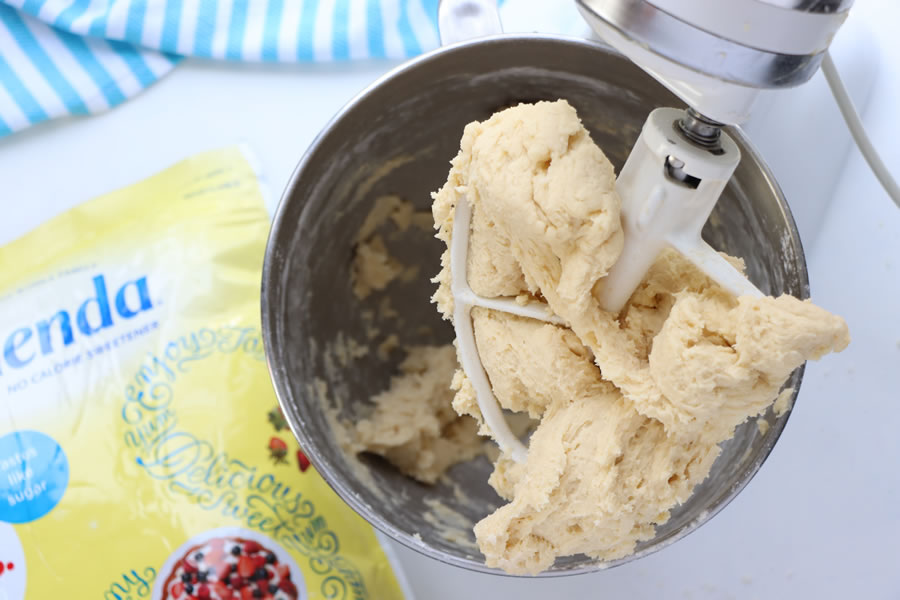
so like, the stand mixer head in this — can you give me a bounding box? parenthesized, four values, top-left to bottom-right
(575, 0, 853, 125)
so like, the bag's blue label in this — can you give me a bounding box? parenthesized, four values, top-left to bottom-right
(0, 430, 69, 524)
(1, 274, 154, 378)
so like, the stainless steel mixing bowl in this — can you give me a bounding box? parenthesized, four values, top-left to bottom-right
(261, 33, 808, 576)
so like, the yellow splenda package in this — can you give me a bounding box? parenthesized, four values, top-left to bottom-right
(0, 148, 409, 600)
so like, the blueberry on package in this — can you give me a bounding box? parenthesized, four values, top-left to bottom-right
(0, 148, 410, 600)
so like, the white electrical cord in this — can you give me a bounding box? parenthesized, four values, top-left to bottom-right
(822, 51, 900, 209)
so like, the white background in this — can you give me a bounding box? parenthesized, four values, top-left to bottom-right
(1, 1, 898, 598)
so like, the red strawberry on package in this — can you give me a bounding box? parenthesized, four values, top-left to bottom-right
(296, 449, 311, 473)
(267, 437, 288, 464)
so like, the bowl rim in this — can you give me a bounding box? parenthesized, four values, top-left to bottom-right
(260, 31, 809, 577)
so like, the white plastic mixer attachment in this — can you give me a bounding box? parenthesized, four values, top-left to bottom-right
(598, 107, 763, 313)
(449, 107, 763, 464)
(450, 195, 565, 464)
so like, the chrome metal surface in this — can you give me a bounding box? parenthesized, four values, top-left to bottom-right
(678, 108, 725, 151)
(644, 0, 851, 55)
(261, 34, 809, 576)
(665, 155, 701, 188)
(577, 0, 834, 88)
(754, 0, 853, 12)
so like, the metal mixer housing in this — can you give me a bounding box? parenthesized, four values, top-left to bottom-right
(576, 0, 855, 124)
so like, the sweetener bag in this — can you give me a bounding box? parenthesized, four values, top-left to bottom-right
(0, 147, 410, 600)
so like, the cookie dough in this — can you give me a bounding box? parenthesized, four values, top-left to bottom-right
(352, 234, 404, 299)
(355, 345, 483, 485)
(432, 100, 850, 574)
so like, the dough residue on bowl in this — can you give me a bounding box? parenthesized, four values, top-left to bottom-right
(354, 344, 483, 484)
(351, 194, 434, 299)
(338, 194, 484, 485)
(429, 100, 850, 574)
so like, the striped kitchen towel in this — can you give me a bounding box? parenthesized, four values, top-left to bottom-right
(0, 0, 444, 138)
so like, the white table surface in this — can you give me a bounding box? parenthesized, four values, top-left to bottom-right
(1, 1, 898, 598)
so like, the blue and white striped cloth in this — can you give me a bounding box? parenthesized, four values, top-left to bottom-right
(0, 0, 444, 138)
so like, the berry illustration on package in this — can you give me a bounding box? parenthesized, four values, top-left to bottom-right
(161, 537, 298, 600)
(267, 437, 288, 464)
(267, 407, 287, 432)
(296, 450, 310, 473)
(265, 405, 311, 473)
